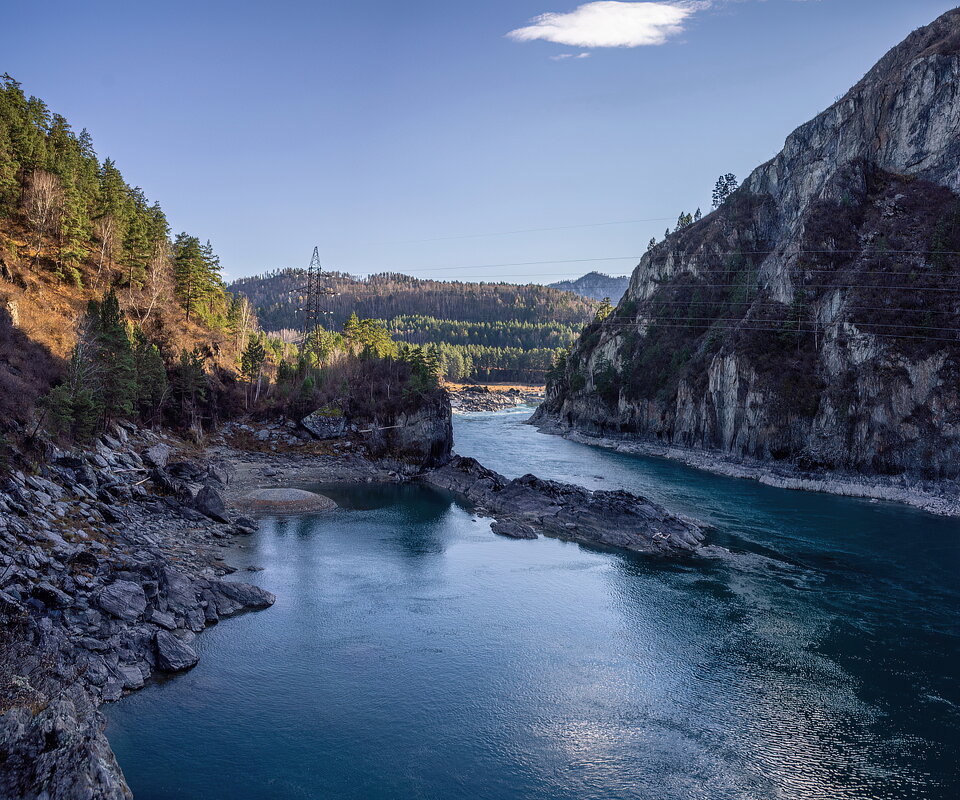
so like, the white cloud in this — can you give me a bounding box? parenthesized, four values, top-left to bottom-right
(507, 1, 711, 49)
(549, 51, 593, 60)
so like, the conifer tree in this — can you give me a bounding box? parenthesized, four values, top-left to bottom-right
(133, 328, 168, 424)
(89, 290, 136, 422)
(712, 173, 739, 208)
(240, 335, 266, 407)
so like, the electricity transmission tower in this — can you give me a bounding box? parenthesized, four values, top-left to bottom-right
(302, 246, 335, 336)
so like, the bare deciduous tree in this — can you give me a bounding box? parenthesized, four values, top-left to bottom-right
(131, 238, 173, 326)
(234, 295, 256, 353)
(23, 171, 63, 267)
(94, 214, 120, 283)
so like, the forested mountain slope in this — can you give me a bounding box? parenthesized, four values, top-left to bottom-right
(549, 271, 630, 302)
(536, 8, 960, 480)
(0, 75, 252, 430)
(230, 270, 597, 382)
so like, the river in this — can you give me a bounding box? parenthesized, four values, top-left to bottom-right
(105, 408, 960, 799)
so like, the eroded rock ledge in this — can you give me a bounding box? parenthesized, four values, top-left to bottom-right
(420, 455, 705, 554)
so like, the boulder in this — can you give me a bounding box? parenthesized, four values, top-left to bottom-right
(97, 580, 146, 621)
(154, 630, 199, 672)
(193, 484, 229, 523)
(207, 581, 276, 617)
(143, 443, 172, 469)
(301, 408, 348, 440)
(31, 582, 72, 608)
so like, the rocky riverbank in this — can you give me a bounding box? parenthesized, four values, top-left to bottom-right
(420, 455, 706, 553)
(0, 424, 283, 798)
(448, 385, 544, 413)
(532, 418, 960, 517)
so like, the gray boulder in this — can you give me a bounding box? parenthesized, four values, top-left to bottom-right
(301, 409, 347, 440)
(154, 631, 199, 672)
(143, 443, 172, 469)
(97, 581, 146, 621)
(193, 483, 229, 523)
(31, 582, 73, 608)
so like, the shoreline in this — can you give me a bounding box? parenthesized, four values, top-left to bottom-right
(531, 419, 960, 518)
(0, 422, 393, 799)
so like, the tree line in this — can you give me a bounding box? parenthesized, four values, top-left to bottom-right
(228, 270, 597, 383)
(229, 269, 597, 330)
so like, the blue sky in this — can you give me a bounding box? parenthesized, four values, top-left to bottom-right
(6, 0, 957, 283)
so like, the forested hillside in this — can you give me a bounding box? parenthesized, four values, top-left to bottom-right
(229, 270, 596, 383)
(0, 75, 259, 430)
(0, 76, 445, 440)
(549, 271, 630, 302)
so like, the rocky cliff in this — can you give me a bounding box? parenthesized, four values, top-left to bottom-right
(536, 8, 960, 481)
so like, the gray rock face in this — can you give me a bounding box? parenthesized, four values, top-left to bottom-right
(97, 581, 146, 621)
(384, 391, 454, 468)
(422, 456, 705, 554)
(539, 9, 960, 481)
(155, 631, 199, 672)
(0, 691, 131, 800)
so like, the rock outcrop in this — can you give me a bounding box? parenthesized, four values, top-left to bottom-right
(363, 390, 454, 469)
(537, 9, 960, 481)
(421, 456, 705, 554)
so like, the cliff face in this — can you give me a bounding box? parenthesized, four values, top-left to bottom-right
(537, 9, 960, 479)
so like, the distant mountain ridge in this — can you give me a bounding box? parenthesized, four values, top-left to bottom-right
(549, 272, 630, 302)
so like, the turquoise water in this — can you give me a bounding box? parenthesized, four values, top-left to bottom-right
(105, 409, 960, 799)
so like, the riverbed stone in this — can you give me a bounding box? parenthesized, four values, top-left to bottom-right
(155, 630, 199, 672)
(97, 581, 146, 621)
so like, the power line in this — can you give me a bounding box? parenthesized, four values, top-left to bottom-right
(266, 248, 960, 281)
(627, 282, 960, 294)
(600, 300, 960, 314)
(387, 216, 677, 244)
(599, 315, 960, 333)
(591, 320, 960, 343)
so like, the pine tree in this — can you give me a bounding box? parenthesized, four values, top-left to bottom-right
(171, 348, 207, 433)
(240, 335, 266, 407)
(173, 233, 206, 320)
(90, 290, 136, 422)
(712, 173, 739, 208)
(594, 298, 614, 323)
(133, 328, 168, 424)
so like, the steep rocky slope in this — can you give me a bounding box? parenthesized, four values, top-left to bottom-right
(536, 8, 960, 481)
